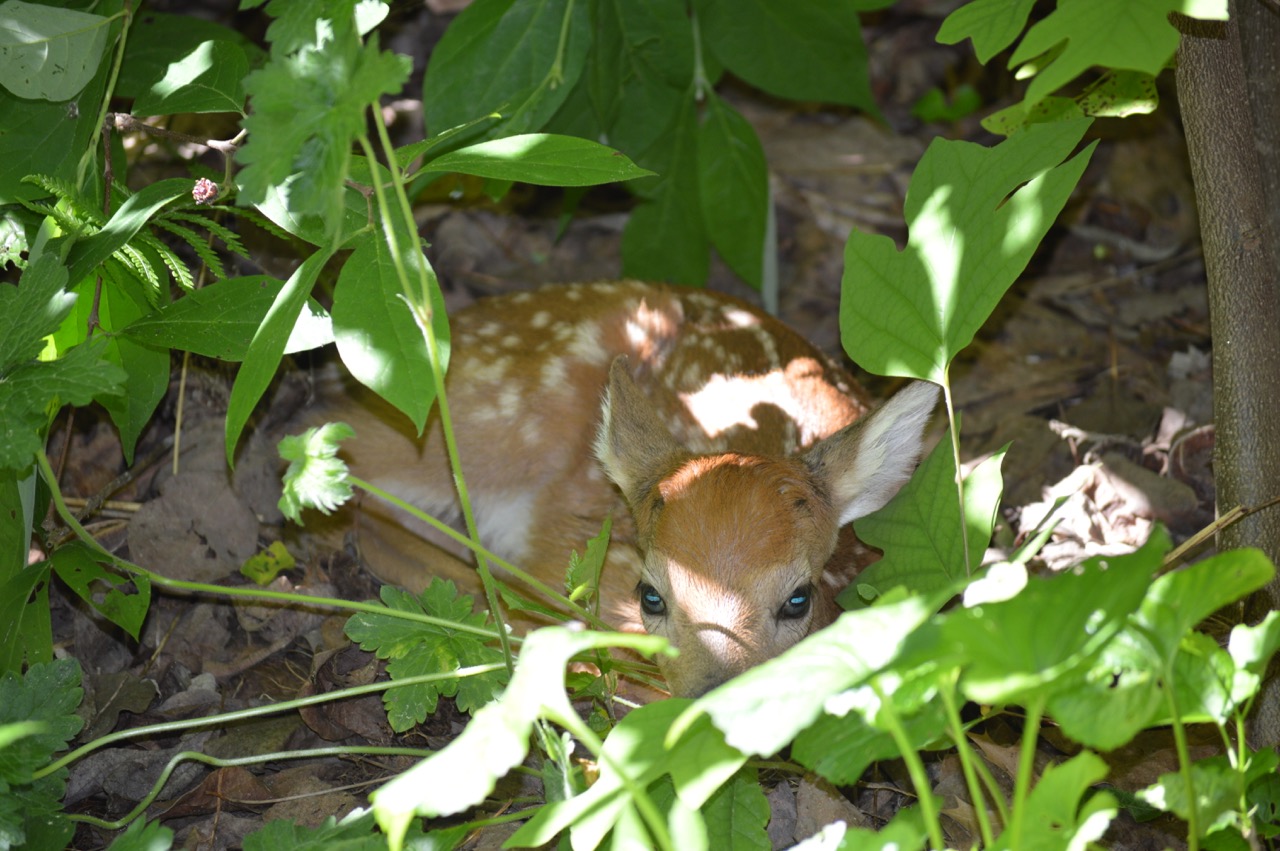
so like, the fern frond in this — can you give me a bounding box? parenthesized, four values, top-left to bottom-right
(167, 212, 248, 259)
(133, 229, 195, 292)
(114, 243, 163, 306)
(154, 219, 226, 281)
(233, 205, 294, 243)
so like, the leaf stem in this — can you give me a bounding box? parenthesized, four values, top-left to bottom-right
(871, 678, 946, 849)
(942, 372, 972, 576)
(359, 119, 515, 674)
(940, 678, 996, 847)
(350, 475, 614, 632)
(1009, 694, 1045, 849)
(35, 666, 501, 780)
(36, 450, 504, 641)
(69, 744, 435, 831)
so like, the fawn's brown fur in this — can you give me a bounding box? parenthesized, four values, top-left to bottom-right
(309, 281, 937, 696)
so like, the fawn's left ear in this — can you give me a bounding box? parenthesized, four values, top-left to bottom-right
(594, 356, 686, 505)
(801, 381, 939, 525)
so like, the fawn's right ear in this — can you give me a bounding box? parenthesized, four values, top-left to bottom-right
(595, 356, 686, 505)
(801, 381, 939, 525)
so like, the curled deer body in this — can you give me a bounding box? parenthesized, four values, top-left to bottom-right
(318, 281, 937, 696)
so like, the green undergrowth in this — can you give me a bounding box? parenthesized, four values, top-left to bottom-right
(2, 0, 1274, 849)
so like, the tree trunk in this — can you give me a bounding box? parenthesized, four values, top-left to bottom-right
(1175, 1, 1280, 747)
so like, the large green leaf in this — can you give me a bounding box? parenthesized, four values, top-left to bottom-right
(936, 0, 1037, 63)
(844, 437, 1004, 606)
(425, 134, 654, 186)
(117, 11, 260, 99)
(698, 0, 875, 113)
(132, 39, 248, 115)
(225, 247, 333, 466)
(422, 0, 590, 141)
(697, 94, 767, 287)
(0, 0, 111, 101)
(621, 99, 707, 284)
(841, 119, 1094, 383)
(332, 231, 448, 434)
(121, 275, 334, 361)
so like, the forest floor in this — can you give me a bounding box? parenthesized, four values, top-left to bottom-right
(46, 2, 1220, 849)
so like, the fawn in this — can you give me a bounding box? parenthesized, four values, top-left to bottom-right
(314, 281, 937, 697)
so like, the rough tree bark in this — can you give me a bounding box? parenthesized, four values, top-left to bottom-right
(1175, 0, 1280, 747)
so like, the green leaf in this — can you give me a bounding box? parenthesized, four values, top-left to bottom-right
(698, 0, 876, 113)
(841, 119, 1095, 383)
(842, 436, 1003, 606)
(117, 12, 261, 99)
(512, 700, 747, 849)
(371, 627, 667, 846)
(103, 817, 175, 851)
(243, 808, 399, 851)
(622, 99, 708, 283)
(65, 179, 192, 286)
(345, 580, 508, 727)
(936, 0, 1037, 63)
(226, 247, 334, 466)
(1229, 609, 1280, 698)
(1009, 0, 1226, 113)
(565, 516, 610, 602)
(674, 594, 937, 757)
(0, 658, 83, 850)
(946, 530, 1163, 706)
(1136, 547, 1274, 665)
(425, 134, 654, 186)
(793, 680, 949, 784)
(697, 94, 767, 287)
(121, 275, 334, 361)
(49, 542, 150, 641)
(278, 422, 356, 524)
(332, 232, 449, 434)
(132, 39, 248, 115)
(1137, 755, 1241, 838)
(1046, 627, 1165, 751)
(587, 0, 692, 157)
(0, 337, 127, 472)
(993, 751, 1116, 850)
(236, 19, 409, 236)
(422, 0, 590, 141)
(0, 558, 51, 674)
(81, 279, 169, 464)
(0, 0, 111, 101)
(700, 768, 769, 851)
(0, 66, 108, 204)
(0, 252, 74, 371)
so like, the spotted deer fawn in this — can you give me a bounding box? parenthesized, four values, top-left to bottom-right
(318, 281, 937, 697)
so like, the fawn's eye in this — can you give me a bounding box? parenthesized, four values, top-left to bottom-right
(638, 583, 667, 616)
(778, 585, 812, 620)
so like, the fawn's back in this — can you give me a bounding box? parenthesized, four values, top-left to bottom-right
(319, 280, 936, 696)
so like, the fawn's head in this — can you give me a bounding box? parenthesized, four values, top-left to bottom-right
(595, 357, 937, 697)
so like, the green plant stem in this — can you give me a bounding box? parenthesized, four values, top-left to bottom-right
(358, 125, 515, 675)
(547, 705, 674, 851)
(1008, 695, 1045, 849)
(1163, 663, 1200, 851)
(549, 0, 575, 83)
(351, 475, 613, 632)
(942, 373, 972, 576)
(79, 5, 133, 189)
(69, 745, 435, 831)
(690, 10, 710, 100)
(940, 679, 996, 847)
(964, 736, 1012, 829)
(35, 449, 503, 641)
(34, 666, 502, 781)
(871, 679, 946, 850)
